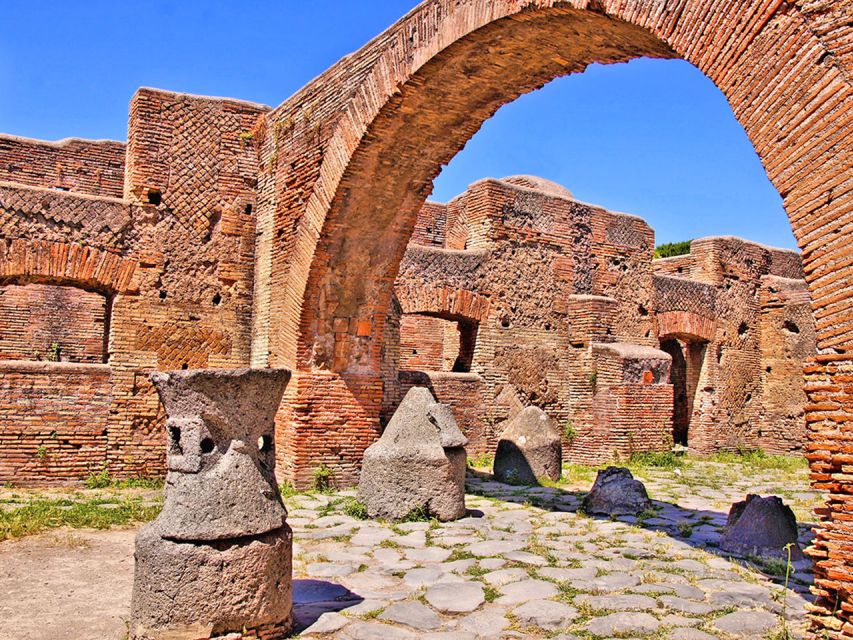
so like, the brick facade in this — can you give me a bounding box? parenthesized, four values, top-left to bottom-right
(652, 238, 816, 455)
(0, 135, 125, 198)
(388, 177, 675, 464)
(0, 361, 113, 485)
(0, 88, 269, 483)
(0, 284, 108, 363)
(388, 179, 815, 463)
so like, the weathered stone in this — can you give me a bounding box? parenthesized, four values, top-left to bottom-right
(457, 608, 511, 636)
(341, 621, 417, 640)
(482, 568, 529, 586)
(466, 540, 526, 557)
(670, 628, 719, 640)
(496, 579, 559, 605)
(493, 406, 562, 485)
(586, 612, 660, 636)
(379, 601, 441, 630)
(358, 387, 467, 521)
(403, 566, 450, 588)
(582, 466, 651, 516)
(130, 368, 293, 640)
(512, 600, 578, 630)
(576, 593, 657, 611)
(712, 611, 778, 636)
(301, 612, 350, 635)
(424, 582, 485, 613)
(658, 596, 719, 616)
(151, 369, 290, 541)
(131, 519, 293, 639)
(719, 494, 802, 559)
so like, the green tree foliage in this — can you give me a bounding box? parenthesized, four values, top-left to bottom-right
(653, 240, 692, 259)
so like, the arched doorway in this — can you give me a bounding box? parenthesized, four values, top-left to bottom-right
(660, 336, 708, 446)
(253, 2, 851, 632)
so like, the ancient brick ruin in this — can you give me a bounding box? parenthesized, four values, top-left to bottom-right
(387, 176, 815, 463)
(0, 135, 815, 483)
(0, 0, 850, 635)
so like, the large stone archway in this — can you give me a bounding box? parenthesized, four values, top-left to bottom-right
(251, 2, 850, 632)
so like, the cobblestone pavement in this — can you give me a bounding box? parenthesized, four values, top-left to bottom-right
(0, 458, 820, 639)
(289, 461, 817, 639)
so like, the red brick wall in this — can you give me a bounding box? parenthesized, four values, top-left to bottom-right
(575, 384, 674, 465)
(0, 361, 112, 485)
(0, 135, 125, 198)
(276, 370, 382, 488)
(389, 178, 663, 464)
(652, 239, 816, 455)
(399, 314, 449, 370)
(759, 275, 815, 453)
(0, 284, 107, 363)
(0, 89, 268, 482)
(410, 201, 448, 248)
(806, 356, 853, 633)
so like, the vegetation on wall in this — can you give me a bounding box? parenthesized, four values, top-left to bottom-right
(653, 240, 692, 259)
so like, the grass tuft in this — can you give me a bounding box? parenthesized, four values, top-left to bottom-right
(0, 497, 161, 541)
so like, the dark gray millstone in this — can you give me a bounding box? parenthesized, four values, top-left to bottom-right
(719, 494, 803, 560)
(131, 368, 294, 640)
(493, 406, 562, 485)
(582, 466, 651, 516)
(150, 368, 291, 541)
(358, 387, 467, 521)
(130, 523, 293, 639)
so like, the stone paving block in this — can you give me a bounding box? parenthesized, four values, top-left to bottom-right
(425, 582, 485, 613)
(496, 579, 559, 605)
(512, 600, 578, 630)
(379, 601, 442, 630)
(712, 610, 779, 636)
(586, 611, 661, 636)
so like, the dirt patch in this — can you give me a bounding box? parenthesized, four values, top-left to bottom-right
(0, 527, 136, 640)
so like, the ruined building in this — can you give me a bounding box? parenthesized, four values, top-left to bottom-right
(386, 176, 815, 463)
(0, 1, 849, 632)
(0, 100, 815, 483)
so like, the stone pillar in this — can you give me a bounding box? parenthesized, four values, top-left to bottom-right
(130, 368, 293, 640)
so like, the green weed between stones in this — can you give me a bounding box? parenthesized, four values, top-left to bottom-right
(311, 465, 335, 493)
(482, 584, 500, 602)
(341, 497, 369, 520)
(626, 451, 686, 470)
(84, 468, 163, 490)
(467, 452, 494, 469)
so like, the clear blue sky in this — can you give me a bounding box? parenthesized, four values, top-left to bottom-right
(0, 1, 796, 250)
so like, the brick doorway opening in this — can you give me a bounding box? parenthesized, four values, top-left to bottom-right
(660, 337, 708, 447)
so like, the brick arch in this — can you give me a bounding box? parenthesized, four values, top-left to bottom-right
(276, 1, 850, 374)
(655, 311, 716, 344)
(265, 4, 852, 626)
(0, 239, 139, 295)
(395, 284, 490, 324)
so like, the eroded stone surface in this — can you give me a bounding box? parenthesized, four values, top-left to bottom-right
(720, 494, 802, 560)
(582, 466, 651, 516)
(130, 368, 293, 640)
(493, 406, 562, 485)
(358, 387, 467, 521)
